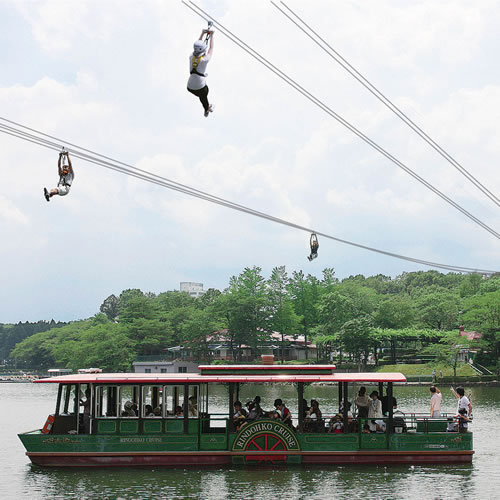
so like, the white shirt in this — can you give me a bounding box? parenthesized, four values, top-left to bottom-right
(430, 393, 442, 413)
(368, 399, 383, 418)
(58, 171, 74, 187)
(458, 395, 470, 415)
(187, 52, 211, 90)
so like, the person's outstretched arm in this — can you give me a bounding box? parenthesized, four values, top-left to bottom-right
(207, 31, 214, 57)
(450, 387, 459, 399)
(66, 152, 74, 175)
(58, 153, 63, 176)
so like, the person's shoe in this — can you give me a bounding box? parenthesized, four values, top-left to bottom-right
(44, 188, 50, 202)
(204, 105, 213, 117)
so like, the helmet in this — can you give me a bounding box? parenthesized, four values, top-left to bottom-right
(193, 40, 207, 56)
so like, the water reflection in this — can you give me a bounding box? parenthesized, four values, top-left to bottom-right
(5, 383, 499, 499)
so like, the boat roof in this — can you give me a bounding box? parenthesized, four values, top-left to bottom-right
(34, 372, 406, 384)
(198, 365, 336, 371)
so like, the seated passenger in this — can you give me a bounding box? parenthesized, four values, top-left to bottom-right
(233, 401, 247, 431)
(274, 399, 292, 427)
(188, 396, 198, 417)
(153, 407, 162, 416)
(246, 401, 260, 421)
(302, 399, 310, 419)
(328, 414, 343, 433)
(253, 396, 264, 418)
(144, 404, 154, 417)
(123, 401, 136, 417)
(456, 408, 470, 433)
(446, 417, 457, 432)
(174, 405, 184, 417)
(305, 399, 323, 432)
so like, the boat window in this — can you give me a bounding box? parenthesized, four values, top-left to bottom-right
(119, 386, 140, 417)
(58, 384, 78, 415)
(96, 386, 119, 417)
(141, 385, 163, 417)
(163, 385, 184, 417)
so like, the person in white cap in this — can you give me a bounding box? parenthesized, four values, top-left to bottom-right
(187, 29, 214, 117)
(44, 151, 74, 202)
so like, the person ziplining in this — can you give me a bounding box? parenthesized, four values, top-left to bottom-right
(44, 149, 74, 202)
(308, 233, 319, 261)
(187, 22, 215, 117)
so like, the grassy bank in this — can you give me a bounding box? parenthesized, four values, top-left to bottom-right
(376, 363, 476, 377)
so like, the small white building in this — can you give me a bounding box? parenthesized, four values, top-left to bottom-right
(132, 359, 199, 374)
(180, 282, 205, 298)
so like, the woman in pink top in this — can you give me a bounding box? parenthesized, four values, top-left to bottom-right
(430, 386, 442, 417)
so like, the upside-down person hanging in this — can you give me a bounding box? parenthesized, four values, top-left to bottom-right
(44, 150, 74, 202)
(187, 23, 214, 117)
(308, 233, 319, 261)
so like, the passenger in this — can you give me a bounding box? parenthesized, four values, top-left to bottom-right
(253, 396, 264, 418)
(274, 399, 293, 427)
(368, 391, 383, 432)
(305, 399, 323, 432)
(131, 403, 138, 416)
(144, 404, 154, 417)
(430, 386, 442, 417)
(455, 408, 470, 433)
(79, 388, 91, 433)
(123, 401, 135, 417)
(450, 387, 472, 417)
(153, 407, 162, 416)
(446, 417, 458, 433)
(233, 401, 247, 431)
(363, 422, 371, 433)
(328, 414, 343, 433)
(346, 412, 358, 433)
(302, 399, 310, 419)
(355, 387, 370, 418)
(188, 396, 198, 417)
(174, 405, 184, 417)
(381, 394, 397, 416)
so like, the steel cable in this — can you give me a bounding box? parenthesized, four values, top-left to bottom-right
(183, 1, 499, 240)
(0, 119, 496, 275)
(273, 1, 499, 207)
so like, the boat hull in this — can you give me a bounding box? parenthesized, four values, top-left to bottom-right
(26, 450, 473, 467)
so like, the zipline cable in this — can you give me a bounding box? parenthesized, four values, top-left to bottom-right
(0, 118, 497, 275)
(272, 1, 500, 208)
(182, 1, 500, 241)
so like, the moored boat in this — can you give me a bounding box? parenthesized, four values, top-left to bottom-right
(19, 364, 473, 467)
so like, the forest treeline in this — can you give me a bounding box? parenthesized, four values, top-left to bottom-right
(5, 268, 500, 373)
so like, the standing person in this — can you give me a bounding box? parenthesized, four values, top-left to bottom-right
(355, 387, 370, 418)
(429, 386, 442, 417)
(381, 394, 397, 416)
(368, 390, 384, 432)
(187, 28, 214, 117)
(44, 151, 74, 201)
(450, 386, 472, 416)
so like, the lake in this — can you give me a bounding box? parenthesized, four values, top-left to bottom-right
(1, 382, 499, 499)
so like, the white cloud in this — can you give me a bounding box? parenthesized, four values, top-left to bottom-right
(0, 0, 498, 322)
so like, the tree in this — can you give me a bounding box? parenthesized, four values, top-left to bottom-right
(100, 294, 120, 321)
(462, 290, 500, 363)
(424, 331, 472, 378)
(414, 289, 461, 330)
(373, 296, 414, 329)
(338, 317, 374, 367)
(288, 271, 319, 359)
(266, 266, 301, 362)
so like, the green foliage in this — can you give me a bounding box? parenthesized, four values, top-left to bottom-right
(7, 269, 498, 372)
(376, 363, 476, 377)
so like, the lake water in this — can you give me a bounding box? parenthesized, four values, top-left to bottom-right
(1, 382, 499, 499)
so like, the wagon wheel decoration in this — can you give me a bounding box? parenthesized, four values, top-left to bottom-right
(244, 432, 288, 464)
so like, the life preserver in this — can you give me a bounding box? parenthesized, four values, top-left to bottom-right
(41, 414, 55, 434)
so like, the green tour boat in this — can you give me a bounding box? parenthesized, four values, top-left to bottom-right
(19, 364, 473, 467)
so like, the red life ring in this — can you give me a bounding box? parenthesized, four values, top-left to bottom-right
(41, 414, 55, 435)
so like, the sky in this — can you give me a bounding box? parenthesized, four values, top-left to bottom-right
(0, 0, 498, 323)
